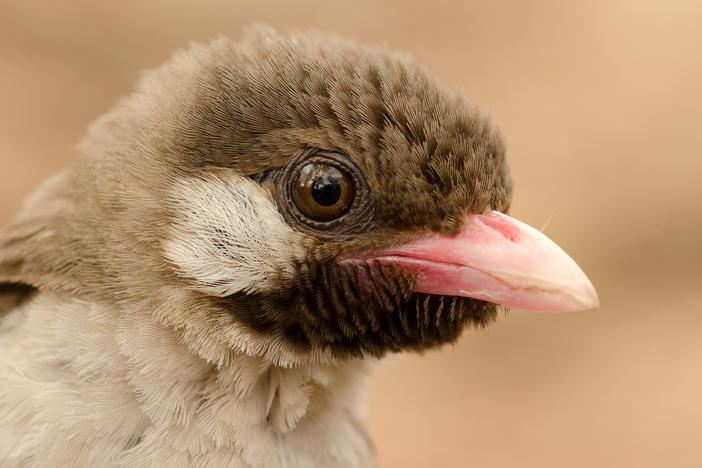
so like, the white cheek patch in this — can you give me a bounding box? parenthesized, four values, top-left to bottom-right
(164, 173, 305, 296)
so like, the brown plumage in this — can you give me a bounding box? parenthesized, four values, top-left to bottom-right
(0, 26, 595, 467)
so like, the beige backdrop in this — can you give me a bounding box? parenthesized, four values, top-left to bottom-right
(1, 1, 700, 467)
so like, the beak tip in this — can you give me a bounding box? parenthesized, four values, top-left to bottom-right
(586, 287, 600, 310)
(572, 279, 600, 311)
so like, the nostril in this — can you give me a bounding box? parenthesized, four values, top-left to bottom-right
(479, 213, 521, 242)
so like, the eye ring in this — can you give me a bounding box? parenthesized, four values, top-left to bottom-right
(291, 163, 354, 221)
(275, 148, 376, 241)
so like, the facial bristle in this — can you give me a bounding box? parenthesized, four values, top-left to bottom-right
(219, 258, 498, 358)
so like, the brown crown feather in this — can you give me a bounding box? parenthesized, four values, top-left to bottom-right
(0, 26, 512, 362)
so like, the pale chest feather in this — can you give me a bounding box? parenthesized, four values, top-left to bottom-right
(0, 292, 376, 467)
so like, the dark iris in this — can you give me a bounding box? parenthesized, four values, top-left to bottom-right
(292, 163, 354, 221)
(311, 175, 342, 206)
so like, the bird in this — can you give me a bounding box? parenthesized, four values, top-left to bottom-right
(0, 26, 598, 467)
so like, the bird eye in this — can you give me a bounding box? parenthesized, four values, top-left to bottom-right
(292, 164, 354, 221)
(272, 148, 376, 241)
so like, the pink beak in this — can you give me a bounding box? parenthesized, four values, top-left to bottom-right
(348, 211, 598, 312)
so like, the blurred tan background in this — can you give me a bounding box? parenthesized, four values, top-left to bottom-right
(1, 1, 701, 466)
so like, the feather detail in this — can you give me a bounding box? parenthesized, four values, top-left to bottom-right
(0, 292, 375, 467)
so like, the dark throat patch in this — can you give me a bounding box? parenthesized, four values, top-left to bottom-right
(219, 258, 500, 358)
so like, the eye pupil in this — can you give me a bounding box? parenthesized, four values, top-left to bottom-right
(276, 149, 375, 239)
(311, 176, 342, 207)
(291, 162, 354, 222)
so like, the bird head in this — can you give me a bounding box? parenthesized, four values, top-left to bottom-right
(0, 26, 597, 366)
